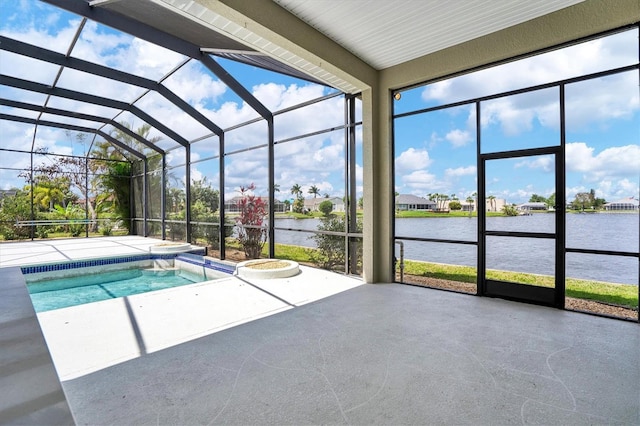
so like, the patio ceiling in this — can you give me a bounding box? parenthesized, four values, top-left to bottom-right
(273, 0, 586, 70)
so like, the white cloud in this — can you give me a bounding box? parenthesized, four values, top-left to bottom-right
(134, 92, 212, 141)
(423, 30, 638, 137)
(355, 163, 363, 185)
(565, 142, 594, 172)
(272, 89, 344, 141)
(0, 50, 60, 85)
(188, 168, 204, 184)
(514, 155, 554, 173)
(429, 131, 442, 147)
(311, 143, 343, 171)
(164, 61, 227, 107)
(566, 142, 640, 177)
(225, 155, 269, 194)
(614, 178, 639, 197)
(395, 148, 431, 171)
(565, 72, 639, 131)
(203, 100, 261, 131)
(70, 22, 186, 80)
(253, 83, 327, 111)
(445, 166, 476, 178)
(0, 14, 84, 54)
(401, 170, 443, 192)
(56, 68, 146, 103)
(565, 142, 640, 201)
(480, 91, 558, 136)
(445, 129, 471, 147)
(422, 31, 636, 105)
(128, 38, 186, 78)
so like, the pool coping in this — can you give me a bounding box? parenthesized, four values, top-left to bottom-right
(0, 267, 75, 424)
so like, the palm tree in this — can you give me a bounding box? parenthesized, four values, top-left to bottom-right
(290, 183, 302, 199)
(290, 183, 304, 213)
(52, 203, 84, 235)
(308, 184, 320, 198)
(167, 187, 185, 213)
(439, 194, 449, 211)
(84, 122, 165, 231)
(487, 195, 496, 212)
(428, 193, 437, 210)
(33, 178, 67, 211)
(273, 183, 280, 193)
(465, 195, 474, 216)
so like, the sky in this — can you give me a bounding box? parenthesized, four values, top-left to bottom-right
(0, 1, 638, 206)
(394, 28, 640, 205)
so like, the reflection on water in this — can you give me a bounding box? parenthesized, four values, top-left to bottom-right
(273, 214, 639, 285)
(393, 213, 638, 285)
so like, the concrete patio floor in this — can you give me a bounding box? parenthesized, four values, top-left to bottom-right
(62, 284, 639, 425)
(1, 237, 639, 424)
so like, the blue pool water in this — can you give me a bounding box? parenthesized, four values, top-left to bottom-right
(28, 268, 207, 312)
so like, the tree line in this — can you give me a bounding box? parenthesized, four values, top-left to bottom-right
(529, 189, 606, 211)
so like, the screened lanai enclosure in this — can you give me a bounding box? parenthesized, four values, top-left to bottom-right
(1, 0, 639, 323)
(0, 1, 363, 274)
(392, 26, 640, 321)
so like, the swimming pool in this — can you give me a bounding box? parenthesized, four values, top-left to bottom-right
(23, 254, 234, 312)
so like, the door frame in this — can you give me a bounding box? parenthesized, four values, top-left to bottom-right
(478, 146, 566, 308)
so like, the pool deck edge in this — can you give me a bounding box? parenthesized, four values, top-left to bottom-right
(0, 266, 75, 425)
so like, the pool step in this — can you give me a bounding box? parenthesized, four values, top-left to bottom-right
(142, 267, 180, 276)
(153, 259, 174, 270)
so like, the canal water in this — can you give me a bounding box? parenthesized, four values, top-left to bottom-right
(273, 213, 639, 285)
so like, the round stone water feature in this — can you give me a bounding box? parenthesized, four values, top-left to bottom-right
(235, 259, 300, 279)
(149, 242, 193, 254)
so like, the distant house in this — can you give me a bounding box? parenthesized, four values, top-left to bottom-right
(304, 197, 345, 212)
(484, 198, 507, 212)
(395, 194, 435, 211)
(225, 196, 287, 213)
(517, 202, 548, 212)
(457, 200, 475, 212)
(604, 197, 639, 211)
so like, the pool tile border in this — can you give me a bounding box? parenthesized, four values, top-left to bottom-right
(21, 254, 235, 275)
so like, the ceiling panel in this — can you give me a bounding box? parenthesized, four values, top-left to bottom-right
(274, 0, 585, 70)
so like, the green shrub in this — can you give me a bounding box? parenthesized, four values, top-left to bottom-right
(502, 205, 519, 216)
(318, 200, 333, 216)
(100, 220, 113, 236)
(0, 190, 32, 240)
(308, 216, 362, 270)
(35, 226, 49, 239)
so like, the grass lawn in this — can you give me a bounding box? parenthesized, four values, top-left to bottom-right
(0, 229, 129, 241)
(404, 259, 638, 309)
